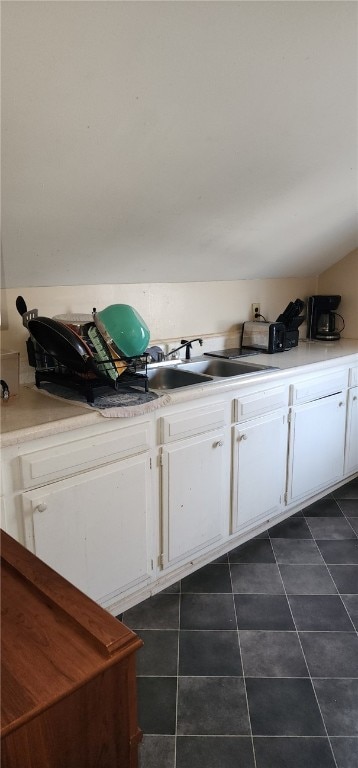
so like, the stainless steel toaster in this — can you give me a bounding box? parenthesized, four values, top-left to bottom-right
(241, 321, 286, 353)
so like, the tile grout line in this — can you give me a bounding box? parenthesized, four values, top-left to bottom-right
(335, 494, 358, 517)
(270, 530, 340, 768)
(342, 514, 358, 538)
(134, 482, 357, 766)
(274, 524, 358, 638)
(228, 556, 258, 768)
(304, 515, 358, 542)
(312, 532, 358, 638)
(137, 674, 358, 679)
(173, 580, 182, 768)
(321, 563, 358, 639)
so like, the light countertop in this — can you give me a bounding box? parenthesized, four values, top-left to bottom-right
(0, 386, 103, 445)
(246, 338, 358, 369)
(1, 339, 357, 447)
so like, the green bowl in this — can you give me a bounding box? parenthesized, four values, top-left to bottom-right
(95, 304, 150, 358)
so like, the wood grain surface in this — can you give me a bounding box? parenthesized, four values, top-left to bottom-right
(1, 531, 143, 768)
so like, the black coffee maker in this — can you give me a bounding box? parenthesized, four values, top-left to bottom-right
(306, 295, 344, 341)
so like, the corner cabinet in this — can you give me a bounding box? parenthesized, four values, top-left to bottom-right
(12, 421, 153, 610)
(158, 402, 230, 570)
(232, 386, 288, 534)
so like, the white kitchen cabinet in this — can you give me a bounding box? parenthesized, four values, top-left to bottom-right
(21, 453, 152, 605)
(12, 419, 153, 610)
(344, 386, 358, 476)
(160, 431, 228, 567)
(231, 385, 288, 534)
(287, 391, 347, 503)
(159, 401, 229, 568)
(232, 409, 288, 534)
(1, 350, 357, 614)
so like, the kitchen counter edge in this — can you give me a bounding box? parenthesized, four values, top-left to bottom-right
(1, 340, 358, 447)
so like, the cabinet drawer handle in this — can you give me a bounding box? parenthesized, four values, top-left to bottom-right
(239, 434, 248, 441)
(35, 503, 47, 513)
(214, 440, 224, 448)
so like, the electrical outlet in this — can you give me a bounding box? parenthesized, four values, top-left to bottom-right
(252, 303, 261, 321)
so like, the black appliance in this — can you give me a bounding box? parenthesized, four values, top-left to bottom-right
(276, 299, 305, 349)
(205, 347, 260, 359)
(306, 295, 344, 341)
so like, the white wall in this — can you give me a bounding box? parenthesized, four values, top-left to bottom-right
(2, 260, 357, 374)
(1, 0, 357, 288)
(0, 275, 317, 365)
(317, 249, 358, 340)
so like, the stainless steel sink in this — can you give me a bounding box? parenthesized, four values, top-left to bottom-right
(145, 366, 213, 390)
(144, 356, 278, 390)
(179, 359, 278, 377)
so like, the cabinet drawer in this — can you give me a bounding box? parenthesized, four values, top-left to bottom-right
(161, 403, 226, 443)
(234, 386, 287, 422)
(19, 423, 151, 489)
(291, 370, 348, 404)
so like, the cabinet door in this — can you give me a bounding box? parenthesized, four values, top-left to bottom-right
(21, 455, 152, 603)
(287, 392, 346, 503)
(161, 430, 228, 567)
(344, 387, 358, 476)
(232, 410, 287, 534)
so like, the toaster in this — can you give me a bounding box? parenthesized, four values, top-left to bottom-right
(241, 321, 286, 353)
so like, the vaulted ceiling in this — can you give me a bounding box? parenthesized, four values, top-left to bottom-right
(1, 1, 357, 287)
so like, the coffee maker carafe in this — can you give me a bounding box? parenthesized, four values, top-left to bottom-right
(306, 295, 343, 341)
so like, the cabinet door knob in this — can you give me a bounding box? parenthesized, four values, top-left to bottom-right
(35, 503, 47, 513)
(239, 434, 248, 441)
(353, 395, 357, 401)
(339, 401, 344, 407)
(214, 440, 224, 447)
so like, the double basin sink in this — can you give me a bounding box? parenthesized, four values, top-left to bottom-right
(145, 357, 278, 390)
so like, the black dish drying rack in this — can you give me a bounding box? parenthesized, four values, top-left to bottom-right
(33, 357, 149, 404)
(26, 329, 149, 404)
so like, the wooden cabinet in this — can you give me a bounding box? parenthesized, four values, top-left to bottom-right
(1, 531, 143, 768)
(159, 402, 229, 569)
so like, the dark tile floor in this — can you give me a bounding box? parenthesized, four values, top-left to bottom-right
(121, 477, 358, 768)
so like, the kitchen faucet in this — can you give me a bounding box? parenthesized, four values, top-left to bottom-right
(166, 338, 203, 360)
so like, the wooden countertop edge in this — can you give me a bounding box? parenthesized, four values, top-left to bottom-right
(1, 626, 144, 736)
(1, 650, 144, 740)
(1, 531, 143, 659)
